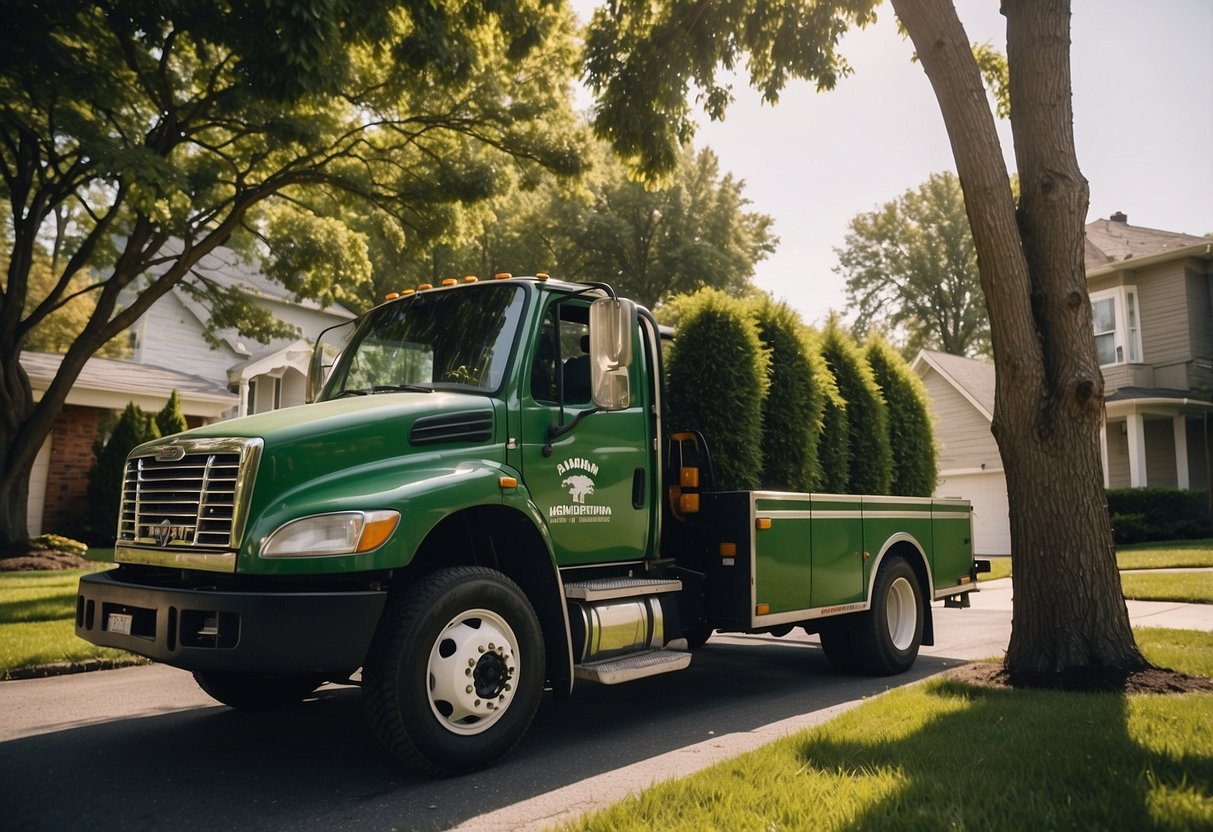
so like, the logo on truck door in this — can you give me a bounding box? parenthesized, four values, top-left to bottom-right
(549, 458, 612, 524)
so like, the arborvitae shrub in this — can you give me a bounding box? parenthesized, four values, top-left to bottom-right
(819, 322, 892, 494)
(155, 389, 189, 437)
(666, 289, 767, 491)
(753, 300, 823, 491)
(866, 337, 938, 496)
(812, 339, 850, 493)
(85, 403, 160, 543)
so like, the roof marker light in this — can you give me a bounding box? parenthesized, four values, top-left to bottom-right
(418, 283, 433, 291)
(494, 272, 512, 280)
(384, 292, 400, 300)
(442, 278, 457, 286)
(536, 272, 550, 281)
(464, 275, 478, 283)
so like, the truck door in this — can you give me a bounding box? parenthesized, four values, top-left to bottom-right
(519, 298, 653, 566)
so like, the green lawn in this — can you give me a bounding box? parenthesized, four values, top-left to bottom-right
(0, 567, 144, 678)
(558, 628, 1213, 832)
(1122, 571, 1213, 605)
(1117, 539, 1213, 570)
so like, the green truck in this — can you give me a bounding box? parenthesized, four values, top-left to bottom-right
(76, 274, 986, 775)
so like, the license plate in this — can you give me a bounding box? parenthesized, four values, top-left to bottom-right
(107, 612, 133, 636)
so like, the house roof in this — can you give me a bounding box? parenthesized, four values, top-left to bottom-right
(911, 350, 995, 422)
(21, 351, 238, 417)
(1084, 216, 1209, 271)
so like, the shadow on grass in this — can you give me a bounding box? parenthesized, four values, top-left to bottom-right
(0, 594, 77, 625)
(793, 679, 1213, 830)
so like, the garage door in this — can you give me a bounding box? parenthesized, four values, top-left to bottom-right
(935, 470, 1011, 556)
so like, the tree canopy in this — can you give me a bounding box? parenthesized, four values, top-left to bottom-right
(837, 171, 989, 358)
(377, 141, 777, 309)
(0, 0, 586, 549)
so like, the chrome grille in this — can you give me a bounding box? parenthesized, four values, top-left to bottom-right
(118, 439, 258, 551)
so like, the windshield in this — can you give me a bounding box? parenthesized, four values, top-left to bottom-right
(321, 284, 528, 399)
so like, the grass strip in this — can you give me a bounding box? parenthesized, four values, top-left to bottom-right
(558, 629, 1213, 832)
(1122, 571, 1213, 604)
(1117, 540, 1213, 570)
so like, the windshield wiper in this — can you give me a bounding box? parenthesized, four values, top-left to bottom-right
(370, 384, 434, 394)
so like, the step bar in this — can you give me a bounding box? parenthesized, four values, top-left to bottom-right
(574, 647, 692, 685)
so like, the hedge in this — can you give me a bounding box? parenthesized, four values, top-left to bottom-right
(1107, 488, 1211, 544)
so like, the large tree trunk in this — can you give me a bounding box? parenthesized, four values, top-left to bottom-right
(892, 0, 1146, 682)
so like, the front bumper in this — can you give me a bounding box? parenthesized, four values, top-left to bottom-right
(76, 570, 387, 675)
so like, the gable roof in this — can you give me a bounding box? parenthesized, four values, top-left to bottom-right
(1085, 216, 1210, 273)
(911, 350, 995, 422)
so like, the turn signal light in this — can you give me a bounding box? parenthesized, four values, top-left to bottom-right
(756, 517, 773, 530)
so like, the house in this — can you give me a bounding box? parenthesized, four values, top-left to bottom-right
(126, 246, 357, 417)
(24, 245, 359, 537)
(911, 350, 1009, 556)
(913, 213, 1213, 555)
(22, 352, 238, 537)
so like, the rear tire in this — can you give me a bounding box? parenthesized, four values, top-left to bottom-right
(817, 555, 924, 676)
(362, 567, 544, 776)
(193, 671, 326, 711)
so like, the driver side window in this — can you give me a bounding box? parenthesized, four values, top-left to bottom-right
(530, 302, 591, 405)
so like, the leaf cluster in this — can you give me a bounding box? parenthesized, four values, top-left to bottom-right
(583, 0, 879, 181)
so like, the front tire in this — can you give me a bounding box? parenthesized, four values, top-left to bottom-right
(362, 567, 544, 776)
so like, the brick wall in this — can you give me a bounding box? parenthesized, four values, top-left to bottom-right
(42, 405, 108, 535)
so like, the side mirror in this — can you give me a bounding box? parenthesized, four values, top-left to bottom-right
(306, 319, 355, 403)
(589, 297, 635, 411)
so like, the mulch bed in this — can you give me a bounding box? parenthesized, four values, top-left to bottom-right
(0, 550, 95, 571)
(947, 661, 1213, 695)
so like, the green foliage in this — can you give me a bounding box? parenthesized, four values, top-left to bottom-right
(752, 299, 823, 491)
(665, 289, 768, 491)
(1107, 489, 1211, 544)
(583, 0, 880, 181)
(836, 171, 989, 358)
(154, 390, 189, 438)
(84, 403, 160, 544)
(819, 321, 891, 494)
(865, 337, 937, 496)
(30, 534, 87, 557)
(0, 0, 589, 547)
(814, 346, 851, 494)
(386, 142, 777, 310)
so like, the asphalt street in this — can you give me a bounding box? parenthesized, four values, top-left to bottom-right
(1, 578, 1209, 832)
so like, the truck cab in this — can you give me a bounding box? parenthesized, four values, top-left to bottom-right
(77, 275, 981, 775)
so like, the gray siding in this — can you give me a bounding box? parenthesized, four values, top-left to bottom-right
(1106, 425, 1130, 488)
(920, 369, 1000, 471)
(133, 292, 240, 385)
(1137, 261, 1192, 379)
(1145, 418, 1178, 488)
(1185, 265, 1213, 391)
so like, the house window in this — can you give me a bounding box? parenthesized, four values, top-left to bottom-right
(1090, 287, 1143, 366)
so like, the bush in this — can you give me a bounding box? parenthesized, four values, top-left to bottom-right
(30, 534, 88, 556)
(666, 289, 768, 491)
(818, 320, 891, 494)
(1109, 513, 1148, 545)
(83, 402, 160, 544)
(865, 337, 937, 497)
(155, 389, 189, 437)
(1106, 488, 1211, 542)
(752, 299, 823, 491)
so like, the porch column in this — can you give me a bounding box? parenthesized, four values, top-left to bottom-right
(238, 377, 250, 418)
(1126, 412, 1148, 488)
(1174, 415, 1190, 490)
(1099, 423, 1110, 488)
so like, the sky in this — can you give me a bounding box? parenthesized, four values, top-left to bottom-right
(572, 0, 1213, 326)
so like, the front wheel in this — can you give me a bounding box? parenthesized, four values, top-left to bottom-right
(362, 567, 545, 776)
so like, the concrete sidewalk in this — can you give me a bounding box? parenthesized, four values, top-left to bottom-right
(450, 579, 1212, 832)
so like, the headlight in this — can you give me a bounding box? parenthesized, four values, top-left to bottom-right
(260, 510, 400, 557)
